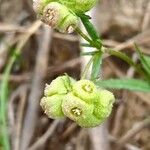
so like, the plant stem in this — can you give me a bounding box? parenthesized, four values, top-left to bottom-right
(75, 27, 100, 49)
(106, 49, 147, 79)
(81, 56, 94, 79)
(75, 25, 147, 79)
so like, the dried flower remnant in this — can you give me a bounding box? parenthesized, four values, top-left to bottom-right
(33, 0, 98, 33)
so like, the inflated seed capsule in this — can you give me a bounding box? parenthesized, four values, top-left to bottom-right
(41, 2, 78, 33)
(57, 13, 78, 33)
(62, 93, 94, 122)
(77, 114, 103, 128)
(40, 95, 65, 119)
(59, 0, 76, 9)
(44, 75, 75, 96)
(40, 75, 115, 127)
(62, 92, 105, 128)
(60, 0, 98, 13)
(41, 2, 68, 27)
(93, 90, 115, 120)
(41, 75, 75, 119)
(72, 80, 98, 104)
(98, 90, 115, 107)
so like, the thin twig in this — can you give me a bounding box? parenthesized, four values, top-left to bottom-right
(117, 116, 150, 148)
(20, 25, 52, 150)
(141, 1, 150, 31)
(109, 135, 142, 150)
(89, 122, 110, 150)
(0, 23, 26, 32)
(28, 120, 59, 150)
(0, 73, 31, 83)
(61, 123, 78, 140)
(0, 58, 81, 83)
(14, 85, 28, 150)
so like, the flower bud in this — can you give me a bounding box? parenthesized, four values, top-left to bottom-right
(40, 95, 65, 119)
(72, 80, 98, 104)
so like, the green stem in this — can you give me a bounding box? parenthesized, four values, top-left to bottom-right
(75, 27, 92, 43)
(75, 27, 100, 49)
(106, 49, 148, 79)
(81, 51, 97, 56)
(75, 25, 148, 79)
(79, 15, 102, 48)
(81, 56, 94, 79)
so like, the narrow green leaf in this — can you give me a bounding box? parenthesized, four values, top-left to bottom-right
(79, 14, 102, 47)
(135, 44, 150, 77)
(144, 55, 150, 63)
(91, 52, 103, 80)
(95, 79, 150, 92)
(143, 55, 150, 75)
(0, 48, 19, 150)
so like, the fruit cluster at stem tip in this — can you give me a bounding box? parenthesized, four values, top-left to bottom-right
(33, 0, 98, 33)
(40, 75, 115, 128)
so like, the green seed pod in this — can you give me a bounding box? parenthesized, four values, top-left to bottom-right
(40, 75, 115, 127)
(41, 2, 78, 33)
(60, 0, 98, 13)
(62, 93, 94, 122)
(77, 114, 103, 128)
(57, 13, 78, 33)
(41, 2, 69, 27)
(62, 92, 104, 128)
(98, 90, 115, 107)
(72, 80, 98, 104)
(40, 95, 65, 119)
(59, 0, 75, 9)
(93, 90, 115, 120)
(44, 75, 75, 96)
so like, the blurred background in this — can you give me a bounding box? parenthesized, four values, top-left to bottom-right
(0, 0, 150, 150)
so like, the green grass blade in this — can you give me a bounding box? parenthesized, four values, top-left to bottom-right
(79, 14, 102, 48)
(0, 48, 19, 150)
(0, 64, 11, 150)
(135, 44, 150, 78)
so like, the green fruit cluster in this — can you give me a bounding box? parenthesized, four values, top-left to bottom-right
(33, 0, 97, 33)
(40, 75, 115, 128)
